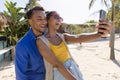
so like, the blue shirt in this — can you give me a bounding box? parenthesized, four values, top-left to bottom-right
(15, 28, 46, 80)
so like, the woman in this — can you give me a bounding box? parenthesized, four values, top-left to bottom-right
(36, 11, 111, 80)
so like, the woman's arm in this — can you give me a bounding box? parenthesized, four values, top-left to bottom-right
(64, 21, 111, 43)
(36, 38, 77, 80)
(64, 33, 101, 43)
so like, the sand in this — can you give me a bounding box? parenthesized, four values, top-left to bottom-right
(68, 34, 120, 80)
(0, 57, 15, 80)
(0, 34, 120, 80)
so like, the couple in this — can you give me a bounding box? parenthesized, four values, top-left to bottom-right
(15, 6, 111, 80)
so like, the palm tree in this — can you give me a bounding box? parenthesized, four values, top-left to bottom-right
(110, 0, 115, 60)
(89, 0, 110, 9)
(3, 1, 29, 46)
(25, 0, 41, 12)
(108, 1, 120, 37)
(115, 3, 120, 36)
(89, 0, 115, 60)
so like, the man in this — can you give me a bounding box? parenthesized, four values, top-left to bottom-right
(15, 6, 47, 80)
(15, 6, 77, 80)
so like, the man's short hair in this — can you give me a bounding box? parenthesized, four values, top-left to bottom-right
(26, 6, 45, 19)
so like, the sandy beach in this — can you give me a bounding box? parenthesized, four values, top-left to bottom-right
(0, 34, 120, 80)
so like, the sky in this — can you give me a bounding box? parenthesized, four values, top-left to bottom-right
(0, 0, 111, 24)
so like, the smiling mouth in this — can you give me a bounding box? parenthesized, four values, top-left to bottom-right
(40, 26, 46, 30)
(41, 25, 46, 28)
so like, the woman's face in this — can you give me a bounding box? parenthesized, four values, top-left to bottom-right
(48, 12, 63, 30)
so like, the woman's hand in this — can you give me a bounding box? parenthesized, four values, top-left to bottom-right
(96, 20, 112, 37)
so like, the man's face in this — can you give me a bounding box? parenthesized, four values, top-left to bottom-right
(29, 10, 47, 36)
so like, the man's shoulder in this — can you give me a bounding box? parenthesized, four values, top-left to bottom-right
(16, 32, 31, 47)
(17, 28, 35, 43)
(19, 33, 29, 42)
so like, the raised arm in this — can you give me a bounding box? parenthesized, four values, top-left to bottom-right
(64, 33, 101, 43)
(64, 21, 111, 43)
(36, 38, 77, 80)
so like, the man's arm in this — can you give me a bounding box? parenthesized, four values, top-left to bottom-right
(36, 39, 77, 80)
(15, 43, 28, 80)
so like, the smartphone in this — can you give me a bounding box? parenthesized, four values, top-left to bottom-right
(99, 9, 106, 20)
(98, 9, 106, 34)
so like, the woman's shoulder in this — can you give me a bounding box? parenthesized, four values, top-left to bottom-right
(37, 35, 50, 47)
